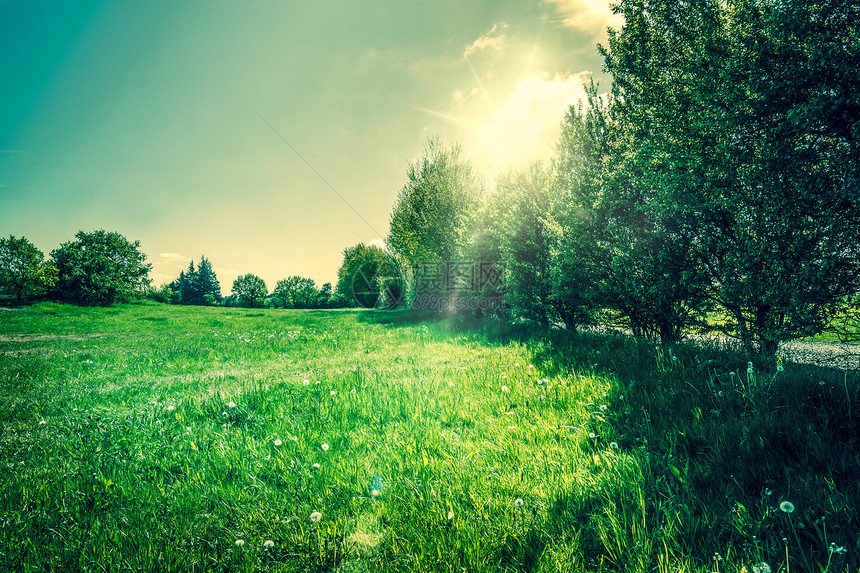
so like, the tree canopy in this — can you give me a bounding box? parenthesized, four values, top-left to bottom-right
(50, 230, 151, 306)
(0, 235, 57, 304)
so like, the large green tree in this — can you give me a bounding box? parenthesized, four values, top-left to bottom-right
(388, 137, 483, 266)
(600, 0, 860, 353)
(230, 274, 267, 308)
(272, 276, 318, 309)
(51, 230, 151, 306)
(0, 235, 57, 304)
(335, 243, 402, 309)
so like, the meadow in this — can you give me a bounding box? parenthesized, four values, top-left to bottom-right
(0, 303, 857, 572)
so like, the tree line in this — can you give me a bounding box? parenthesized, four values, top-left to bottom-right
(372, 0, 860, 356)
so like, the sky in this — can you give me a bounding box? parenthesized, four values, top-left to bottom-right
(0, 0, 622, 293)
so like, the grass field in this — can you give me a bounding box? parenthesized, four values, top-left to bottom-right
(1, 303, 857, 572)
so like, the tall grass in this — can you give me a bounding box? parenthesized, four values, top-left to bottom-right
(0, 303, 856, 572)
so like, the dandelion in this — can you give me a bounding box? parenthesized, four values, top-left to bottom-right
(508, 425, 515, 430)
(315, 380, 320, 385)
(228, 401, 236, 409)
(829, 543, 847, 555)
(310, 511, 322, 523)
(819, 380, 826, 386)
(448, 382, 455, 387)
(351, 388, 356, 394)
(538, 378, 546, 385)
(752, 562, 772, 573)
(38, 420, 46, 425)
(321, 443, 329, 452)
(263, 540, 274, 549)
(501, 385, 509, 393)
(330, 390, 337, 397)
(514, 498, 524, 508)
(186, 426, 192, 432)
(303, 379, 310, 386)
(730, 371, 736, 377)
(514, 362, 520, 367)
(273, 439, 282, 446)
(779, 500, 795, 513)
(600, 404, 608, 411)
(588, 432, 596, 439)
(609, 442, 619, 450)
(447, 511, 454, 520)
(777, 365, 784, 372)
(502, 374, 507, 379)
(312, 463, 320, 469)
(672, 355, 678, 362)
(235, 539, 245, 548)
(371, 489, 380, 498)
(166, 405, 175, 412)
(528, 364, 534, 369)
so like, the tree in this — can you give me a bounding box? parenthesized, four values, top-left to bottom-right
(51, 230, 151, 306)
(272, 276, 318, 309)
(180, 260, 200, 305)
(195, 256, 222, 305)
(489, 164, 557, 326)
(599, 0, 860, 353)
(335, 243, 403, 309)
(550, 99, 611, 331)
(388, 137, 483, 266)
(0, 235, 57, 304)
(317, 282, 333, 308)
(230, 274, 267, 308)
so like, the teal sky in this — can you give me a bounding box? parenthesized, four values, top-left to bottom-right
(0, 0, 619, 292)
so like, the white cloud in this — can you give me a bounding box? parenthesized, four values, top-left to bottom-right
(543, 0, 623, 39)
(464, 23, 509, 59)
(476, 72, 590, 173)
(158, 252, 191, 264)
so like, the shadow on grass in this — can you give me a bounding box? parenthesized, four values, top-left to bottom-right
(490, 324, 860, 570)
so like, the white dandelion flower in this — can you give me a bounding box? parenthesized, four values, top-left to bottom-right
(273, 439, 282, 446)
(600, 405, 608, 411)
(752, 562, 772, 573)
(321, 443, 329, 452)
(447, 511, 454, 520)
(263, 540, 274, 549)
(310, 511, 322, 523)
(227, 401, 236, 409)
(303, 379, 310, 386)
(351, 388, 356, 394)
(528, 364, 534, 369)
(609, 442, 619, 450)
(514, 498, 524, 507)
(312, 463, 320, 469)
(38, 420, 46, 425)
(588, 432, 596, 439)
(779, 501, 795, 513)
(448, 382, 455, 387)
(777, 365, 784, 372)
(166, 405, 175, 412)
(330, 390, 337, 397)
(514, 362, 520, 367)
(235, 539, 245, 548)
(501, 385, 509, 393)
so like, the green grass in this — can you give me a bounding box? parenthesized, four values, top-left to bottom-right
(1, 302, 857, 572)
